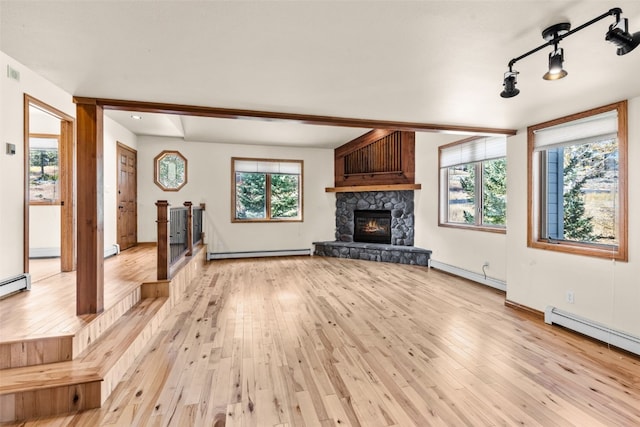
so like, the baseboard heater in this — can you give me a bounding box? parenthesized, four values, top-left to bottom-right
(104, 244, 120, 258)
(208, 248, 311, 260)
(544, 306, 640, 356)
(0, 273, 31, 298)
(30, 244, 120, 259)
(428, 259, 506, 292)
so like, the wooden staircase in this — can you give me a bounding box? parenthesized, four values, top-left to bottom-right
(0, 248, 206, 422)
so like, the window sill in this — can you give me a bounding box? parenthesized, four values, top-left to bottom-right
(232, 218, 303, 223)
(438, 222, 506, 234)
(529, 240, 626, 261)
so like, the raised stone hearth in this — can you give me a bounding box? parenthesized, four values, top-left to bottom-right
(313, 241, 431, 266)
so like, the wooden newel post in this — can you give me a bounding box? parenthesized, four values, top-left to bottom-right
(184, 201, 193, 257)
(156, 200, 170, 280)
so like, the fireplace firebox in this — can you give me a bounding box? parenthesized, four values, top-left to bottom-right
(353, 210, 391, 244)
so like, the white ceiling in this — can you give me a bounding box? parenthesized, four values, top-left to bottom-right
(2, 1, 640, 148)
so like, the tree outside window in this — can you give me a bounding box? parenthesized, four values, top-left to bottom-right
(29, 135, 60, 204)
(440, 137, 507, 232)
(528, 101, 627, 261)
(233, 158, 302, 222)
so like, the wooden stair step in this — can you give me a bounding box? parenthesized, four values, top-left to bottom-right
(0, 296, 169, 422)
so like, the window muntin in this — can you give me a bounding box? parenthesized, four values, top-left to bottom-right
(232, 158, 303, 222)
(439, 137, 507, 232)
(528, 101, 627, 260)
(29, 135, 60, 204)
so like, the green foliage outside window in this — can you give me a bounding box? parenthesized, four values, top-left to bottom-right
(270, 174, 299, 218)
(561, 140, 617, 243)
(456, 158, 506, 226)
(235, 171, 300, 220)
(235, 173, 266, 219)
(482, 158, 507, 226)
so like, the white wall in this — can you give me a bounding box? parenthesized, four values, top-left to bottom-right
(414, 133, 508, 282)
(136, 136, 336, 253)
(103, 116, 137, 251)
(506, 97, 640, 338)
(0, 52, 135, 279)
(29, 205, 60, 256)
(0, 51, 75, 279)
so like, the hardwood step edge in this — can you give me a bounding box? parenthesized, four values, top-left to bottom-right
(0, 297, 168, 396)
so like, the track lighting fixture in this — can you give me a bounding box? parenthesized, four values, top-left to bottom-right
(606, 14, 640, 55)
(542, 47, 568, 80)
(500, 7, 639, 98)
(500, 68, 520, 98)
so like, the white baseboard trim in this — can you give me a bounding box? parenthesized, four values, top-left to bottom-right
(29, 247, 60, 258)
(208, 249, 311, 260)
(545, 306, 640, 356)
(429, 259, 506, 292)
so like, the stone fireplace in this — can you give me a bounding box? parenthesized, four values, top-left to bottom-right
(335, 190, 414, 246)
(313, 189, 430, 266)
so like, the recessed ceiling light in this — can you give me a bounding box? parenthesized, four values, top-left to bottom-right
(130, 114, 143, 120)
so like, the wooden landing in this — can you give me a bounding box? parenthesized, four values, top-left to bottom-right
(0, 244, 207, 422)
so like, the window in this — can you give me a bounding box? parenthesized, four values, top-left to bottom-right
(439, 136, 507, 232)
(528, 101, 627, 261)
(232, 158, 303, 222)
(29, 134, 60, 204)
(154, 150, 187, 191)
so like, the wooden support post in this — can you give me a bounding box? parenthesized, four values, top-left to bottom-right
(184, 201, 193, 257)
(156, 200, 170, 280)
(75, 99, 104, 315)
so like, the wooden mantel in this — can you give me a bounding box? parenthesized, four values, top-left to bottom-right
(325, 183, 421, 193)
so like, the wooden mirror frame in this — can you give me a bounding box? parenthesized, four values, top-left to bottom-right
(154, 150, 187, 191)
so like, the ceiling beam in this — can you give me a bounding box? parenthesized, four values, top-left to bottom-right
(73, 97, 517, 137)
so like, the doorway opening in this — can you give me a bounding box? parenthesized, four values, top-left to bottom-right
(24, 95, 75, 282)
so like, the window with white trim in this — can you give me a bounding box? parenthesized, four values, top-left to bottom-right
(232, 158, 303, 222)
(439, 136, 507, 231)
(528, 101, 627, 260)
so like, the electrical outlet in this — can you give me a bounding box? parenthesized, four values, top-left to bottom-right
(566, 290, 575, 304)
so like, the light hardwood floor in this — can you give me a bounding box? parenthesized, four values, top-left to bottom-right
(3, 256, 639, 426)
(0, 245, 157, 341)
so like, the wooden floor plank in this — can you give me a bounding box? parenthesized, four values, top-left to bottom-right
(2, 256, 639, 426)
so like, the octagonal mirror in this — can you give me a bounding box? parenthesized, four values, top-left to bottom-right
(154, 150, 187, 191)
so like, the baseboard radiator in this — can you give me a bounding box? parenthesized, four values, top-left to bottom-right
(208, 248, 311, 260)
(545, 306, 640, 356)
(29, 244, 120, 259)
(104, 244, 120, 258)
(0, 274, 31, 298)
(428, 259, 506, 292)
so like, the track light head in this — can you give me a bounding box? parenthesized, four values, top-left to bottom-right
(500, 70, 520, 98)
(543, 48, 568, 80)
(606, 17, 640, 55)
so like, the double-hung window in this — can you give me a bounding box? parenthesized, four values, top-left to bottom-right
(528, 101, 627, 260)
(232, 157, 303, 222)
(439, 136, 507, 232)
